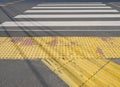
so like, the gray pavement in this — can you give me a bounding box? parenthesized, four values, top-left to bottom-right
(108, 58, 120, 65)
(0, 59, 68, 87)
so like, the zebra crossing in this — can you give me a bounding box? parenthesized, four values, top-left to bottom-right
(0, 2, 120, 36)
(0, 3, 120, 87)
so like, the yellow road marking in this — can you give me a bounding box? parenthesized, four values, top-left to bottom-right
(6, 2, 16, 5)
(0, 4, 7, 6)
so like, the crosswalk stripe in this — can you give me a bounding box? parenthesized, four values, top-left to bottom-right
(1, 21, 120, 26)
(15, 14, 120, 18)
(37, 4, 106, 6)
(25, 10, 119, 13)
(32, 6, 112, 9)
(37, 2, 103, 4)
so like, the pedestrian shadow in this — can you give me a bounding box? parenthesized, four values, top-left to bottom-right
(25, 60, 49, 87)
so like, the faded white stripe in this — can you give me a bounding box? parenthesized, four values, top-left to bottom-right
(25, 10, 119, 13)
(32, 6, 111, 9)
(1, 21, 120, 26)
(15, 14, 120, 18)
(37, 4, 106, 6)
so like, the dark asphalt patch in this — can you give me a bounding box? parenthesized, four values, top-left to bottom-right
(1, 31, 120, 37)
(0, 59, 68, 87)
(108, 58, 120, 65)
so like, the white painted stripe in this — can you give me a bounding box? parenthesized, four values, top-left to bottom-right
(25, 10, 119, 13)
(0, 29, 120, 31)
(37, 4, 106, 6)
(1, 21, 120, 26)
(32, 6, 111, 9)
(15, 14, 120, 18)
(37, 2, 103, 4)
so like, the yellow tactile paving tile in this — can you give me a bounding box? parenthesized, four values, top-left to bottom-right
(0, 38, 23, 59)
(84, 62, 120, 87)
(42, 58, 120, 87)
(0, 37, 120, 87)
(0, 37, 120, 59)
(0, 37, 8, 44)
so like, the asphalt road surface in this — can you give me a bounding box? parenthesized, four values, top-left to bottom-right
(0, 0, 120, 36)
(0, 0, 120, 87)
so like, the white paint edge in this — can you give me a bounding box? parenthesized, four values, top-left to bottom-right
(15, 14, 120, 18)
(25, 10, 119, 13)
(1, 21, 120, 26)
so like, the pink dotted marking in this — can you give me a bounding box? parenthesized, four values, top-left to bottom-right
(11, 37, 23, 43)
(47, 39, 57, 46)
(101, 37, 114, 44)
(71, 42, 76, 46)
(97, 47, 105, 57)
(21, 38, 35, 46)
(51, 39, 57, 46)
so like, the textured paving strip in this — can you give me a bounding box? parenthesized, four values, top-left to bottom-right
(42, 58, 120, 87)
(0, 37, 120, 87)
(0, 37, 120, 59)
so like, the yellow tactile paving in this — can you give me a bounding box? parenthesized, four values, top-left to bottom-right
(42, 58, 120, 87)
(0, 37, 120, 59)
(0, 38, 22, 58)
(84, 62, 120, 87)
(0, 37, 120, 87)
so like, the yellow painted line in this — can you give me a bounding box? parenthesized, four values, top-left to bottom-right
(0, 4, 7, 6)
(0, 0, 24, 7)
(6, 2, 16, 5)
(0, 37, 120, 59)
